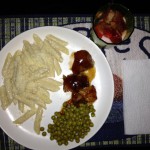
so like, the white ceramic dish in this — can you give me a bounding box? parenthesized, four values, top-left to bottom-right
(0, 26, 114, 150)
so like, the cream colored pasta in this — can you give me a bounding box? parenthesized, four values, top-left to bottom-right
(46, 34, 68, 46)
(34, 106, 43, 134)
(0, 33, 69, 134)
(46, 36, 69, 55)
(13, 108, 37, 124)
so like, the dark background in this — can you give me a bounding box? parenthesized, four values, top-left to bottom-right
(0, 0, 149, 17)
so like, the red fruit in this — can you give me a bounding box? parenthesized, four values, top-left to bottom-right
(94, 24, 103, 38)
(110, 31, 122, 43)
(103, 25, 122, 43)
(94, 8, 126, 43)
(112, 10, 127, 33)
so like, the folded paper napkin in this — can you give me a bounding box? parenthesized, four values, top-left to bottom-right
(122, 59, 150, 135)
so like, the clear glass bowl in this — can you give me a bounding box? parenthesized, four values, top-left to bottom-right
(90, 3, 134, 48)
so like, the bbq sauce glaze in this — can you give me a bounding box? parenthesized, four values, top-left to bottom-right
(71, 50, 94, 74)
(63, 50, 97, 107)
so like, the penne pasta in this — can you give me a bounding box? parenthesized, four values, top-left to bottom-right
(0, 33, 69, 134)
(43, 39, 63, 62)
(2, 53, 12, 77)
(46, 37, 69, 55)
(0, 85, 12, 110)
(36, 87, 52, 104)
(34, 106, 43, 134)
(46, 34, 68, 46)
(38, 81, 60, 92)
(33, 33, 43, 49)
(14, 94, 35, 108)
(54, 58, 62, 76)
(25, 92, 46, 109)
(4, 79, 13, 101)
(37, 78, 61, 92)
(23, 40, 34, 55)
(13, 108, 37, 124)
(44, 78, 62, 87)
(18, 101, 24, 113)
(21, 47, 34, 66)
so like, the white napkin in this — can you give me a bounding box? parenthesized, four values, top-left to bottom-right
(122, 59, 150, 135)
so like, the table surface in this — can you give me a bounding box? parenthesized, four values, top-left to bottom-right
(0, 0, 149, 16)
(0, 13, 150, 150)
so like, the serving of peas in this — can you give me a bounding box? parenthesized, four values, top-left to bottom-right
(40, 102, 96, 146)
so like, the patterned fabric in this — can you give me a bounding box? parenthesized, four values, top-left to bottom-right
(0, 15, 150, 150)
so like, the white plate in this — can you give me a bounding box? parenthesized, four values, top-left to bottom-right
(0, 26, 114, 150)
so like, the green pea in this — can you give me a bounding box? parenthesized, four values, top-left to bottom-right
(40, 127, 44, 131)
(42, 131, 47, 136)
(91, 112, 95, 117)
(50, 136, 54, 140)
(47, 103, 96, 145)
(58, 141, 62, 146)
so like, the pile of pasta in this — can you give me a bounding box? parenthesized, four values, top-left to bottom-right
(0, 33, 69, 134)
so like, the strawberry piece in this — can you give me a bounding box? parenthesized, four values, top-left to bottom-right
(103, 25, 122, 43)
(110, 32, 122, 43)
(112, 10, 126, 33)
(94, 23, 103, 38)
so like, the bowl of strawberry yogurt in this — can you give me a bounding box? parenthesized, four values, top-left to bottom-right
(90, 3, 134, 48)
